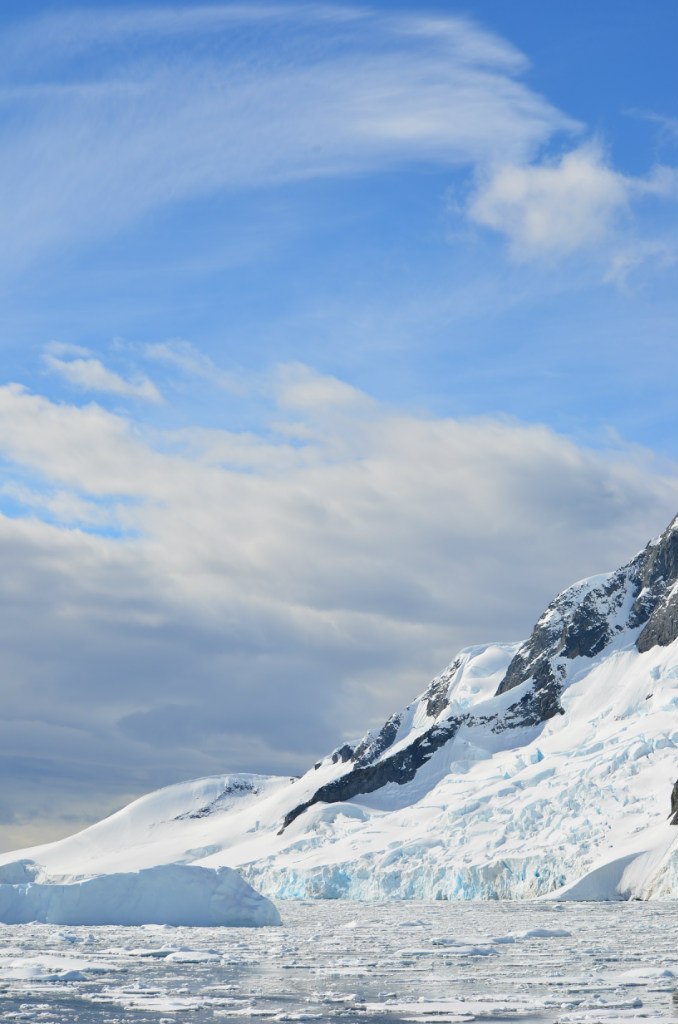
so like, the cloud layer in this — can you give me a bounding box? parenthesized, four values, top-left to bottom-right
(0, 364, 676, 849)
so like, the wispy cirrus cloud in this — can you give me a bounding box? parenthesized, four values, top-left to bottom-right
(0, 6, 574, 271)
(144, 339, 240, 393)
(0, 5, 674, 290)
(1, 3, 372, 67)
(603, 239, 676, 288)
(625, 108, 678, 143)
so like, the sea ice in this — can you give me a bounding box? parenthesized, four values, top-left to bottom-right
(1, 900, 675, 1023)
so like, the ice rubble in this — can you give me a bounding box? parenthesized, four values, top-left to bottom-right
(2, 517, 678, 904)
(0, 862, 281, 927)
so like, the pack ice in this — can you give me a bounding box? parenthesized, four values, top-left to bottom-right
(2, 516, 678, 907)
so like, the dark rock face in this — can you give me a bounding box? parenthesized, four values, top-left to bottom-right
(425, 659, 462, 718)
(352, 714, 402, 768)
(494, 569, 632, 728)
(637, 589, 678, 653)
(280, 717, 463, 832)
(496, 515, 678, 727)
(635, 517, 678, 652)
(670, 780, 678, 826)
(494, 674, 565, 731)
(330, 744, 355, 765)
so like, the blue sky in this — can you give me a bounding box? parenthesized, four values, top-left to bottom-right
(0, 1, 676, 849)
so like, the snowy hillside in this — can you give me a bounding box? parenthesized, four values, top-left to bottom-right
(2, 516, 678, 904)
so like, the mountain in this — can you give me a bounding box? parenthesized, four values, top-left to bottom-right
(2, 516, 678, 903)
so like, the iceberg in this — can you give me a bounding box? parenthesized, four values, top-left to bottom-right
(0, 862, 281, 927)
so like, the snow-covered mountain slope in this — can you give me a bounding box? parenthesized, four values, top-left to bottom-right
(3, 517, 678, 902)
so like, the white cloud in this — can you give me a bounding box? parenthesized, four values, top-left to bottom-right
(467, 143, 677, 261)
(0, 367, 676, 848)
(44, 341, 91, 358)
(275, 362, 374, 414)
(44, 352, 162, 403)
(0, 481, 111, 528)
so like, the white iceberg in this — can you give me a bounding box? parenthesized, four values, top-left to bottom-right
(0, 862, 281, 927)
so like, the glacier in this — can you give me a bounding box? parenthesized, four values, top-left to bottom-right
(1, 515, 678, 909)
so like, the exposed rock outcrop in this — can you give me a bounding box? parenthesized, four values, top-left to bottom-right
(280, 717, 463, 831)
(635, 516, 678, 652)
(497, 515, 678, 727)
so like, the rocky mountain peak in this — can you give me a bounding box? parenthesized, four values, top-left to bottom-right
(280, 514, 678, 831)
(495, 513, 678, 725)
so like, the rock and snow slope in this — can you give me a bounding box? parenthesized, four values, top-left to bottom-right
(2, 516, 678, 905)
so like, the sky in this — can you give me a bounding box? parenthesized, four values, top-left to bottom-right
(0, 0, 677, 851)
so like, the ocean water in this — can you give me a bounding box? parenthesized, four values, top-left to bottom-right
(0, 899, 676, 1023)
